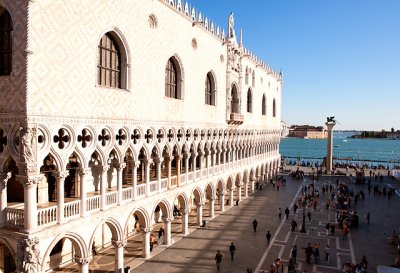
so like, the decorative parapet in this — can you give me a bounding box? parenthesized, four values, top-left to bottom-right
(242, 47, 283, 82)
(160, 0, 225, 41)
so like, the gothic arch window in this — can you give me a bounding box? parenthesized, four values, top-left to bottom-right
(231, 84, 239, 113)
(97, 31, 129, 89)
(247, 88, 252, 113)
(252, 71, 255, 88)
(165, 57, 183, 99)
(205, 72, 216, 105)
(273, 98, 276, 117)
(262, 94, 266, 115)
(245, 67, 249, 85)
(0, 8, 13, 76)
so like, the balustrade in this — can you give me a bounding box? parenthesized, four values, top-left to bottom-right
(122, 188, 133, 201)
(86, 196, 101, 212)
(106, 192, 118, 206)
(137, 184, 146, 196)
(64, 200, 80, 220)
(37, 206, 57, 226)
(6, 207, 24, 227)
(160, 178, 168, 190)
(149, 181, 158, 193)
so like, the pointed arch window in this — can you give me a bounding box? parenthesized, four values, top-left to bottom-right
(165, 57, 183, 99)
(97, 33, 122, 88)
(247, 88, 252, 113)
(205, 72, 216, 105)
(273, 98, 276, 117)
(0, 8, 13, 76)
(262, 94, 266, 115)
(231, 85, 240, 113)
(245, 67, 249, 85)
(252, 71, 255, 88)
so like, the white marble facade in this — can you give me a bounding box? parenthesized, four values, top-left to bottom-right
(0, 0, 282, 272)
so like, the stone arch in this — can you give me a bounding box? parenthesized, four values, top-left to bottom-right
(151, 198, 173, 223)
(88, 217, 124, 255)
(41, 232, 87, 273)
(124, 206, 151, 235)
(191, 186, 203, 205)
(174, 192, 189, 209)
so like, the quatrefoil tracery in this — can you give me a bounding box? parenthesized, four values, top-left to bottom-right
(53, 128, 70, 149)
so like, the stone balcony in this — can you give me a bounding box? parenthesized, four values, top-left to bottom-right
(228, 113, 244, 125)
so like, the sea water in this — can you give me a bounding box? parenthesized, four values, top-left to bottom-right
(280, 136, 400, 167)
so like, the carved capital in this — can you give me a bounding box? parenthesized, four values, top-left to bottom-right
(54, 170, 69, 181)
(182, 209, 190, 214)
(175, 155, 183, 161)
(111, 239, 127, 248)
(117, 163, 126, 171)
(18, 162, 38, 176)
(74, 255, 92, 264)
(162, 217, 173, 223)
(133, 161, 140, 168)
(78, 167, 91, 176)
(141, 227, 151, 233)
(0, 172, 12, 188)
(101, 165, 110, 173)
(16, 175, 41, 187)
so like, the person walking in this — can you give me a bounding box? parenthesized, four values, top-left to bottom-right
(278, 208, 282, 220)
(325, 244, 330, 262)
(150, 234, 155, 252)
(215, 250, 223, 271)
(266, 230, 272, 245)
(291, 245, 297, 264)
(285, 207, 290, 220)
(158, 227, 165, 245)
(293, 203, 298, 214)
(229, 242, 236, 261)
(307, 211, 312, 222)
(252, 219, 258, 232)
(314, 244, 320, 264)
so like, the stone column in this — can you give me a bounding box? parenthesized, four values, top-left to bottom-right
(17, 175, 41, 231)
(220, 194, 225, 212)
(175, 155, 182, 186)
(209, 198, 215, 218)
(325, 122, 336, 173)
(166, 156, 172, 189)
(156, 158, 163, 192)
(198, 152, 204, 179)
(237, 185, 242, 203)
(112, 239, 127, 273)
(196, 203, 203, 226)
(116, 163, 126, 205)
(55, 171, 69, 224)
(142, 228, 151, 259)
(78, 168, 91, 217)
(163, 217, 172, 246)
(132, 161, 139, 200)
(100, 165, 110, 210)
(74, 255, 92, 273)
(244, 181, 249, 198)
(250, 179, 255, 193)
(191, 153, 196, 181)
(229, 189, 234, 207)
(145, 159, 151, 196)
(181, 208, 189, 235)
(0, 172, 11, 226)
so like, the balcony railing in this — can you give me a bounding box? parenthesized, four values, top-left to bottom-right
(228, 113, 244, 125)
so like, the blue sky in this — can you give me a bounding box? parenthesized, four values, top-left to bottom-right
(189, 0, 400, 131)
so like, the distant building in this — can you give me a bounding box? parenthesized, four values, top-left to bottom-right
(281, 121, 289, 138)
(387, 132, 400, 139)
(289, 125, 327, 139)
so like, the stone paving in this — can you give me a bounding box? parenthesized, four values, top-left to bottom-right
(56, 167, 400, 273)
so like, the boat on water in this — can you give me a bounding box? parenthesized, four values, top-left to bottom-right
(343, 139, 348, 142)
(303, 136, 309, 139)
(334, 145, 340, 147)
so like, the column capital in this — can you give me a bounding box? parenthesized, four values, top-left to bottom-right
(175, 155, 183, 161)
(162, 217, 173, 222)
(16, 174, 41, 187)
(182, 208, 190, 214)
(111, 239, 127, 248)
(154, 157, 164, 164)
(197, 202, 205, 207)
(141, 227, 152, 233)
(54, 170, 69, 180)
(117, 163, 127, 171)
(101, 165, 110, 173)
(74, 255, 93, 264)
(78, 167, 91, 176)
(133, 161, 140, 168)
(0, 172, 12, 187)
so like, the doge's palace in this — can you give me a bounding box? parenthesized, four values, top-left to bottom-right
(0, 0, 282, 272)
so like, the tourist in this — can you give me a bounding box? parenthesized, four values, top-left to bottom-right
(291, 245, 297, 263)
(307, 211, 312, 222)
(215, 250, 223, 271)
(285, 207, 290, 219)
(150, 233, 155, 252)
(278, 208, 282, 220)
(266, 230, 272, 245)
(325, 223, 330, 235)
(290, 219, 298, 232)
(229, 242, 236, 261)
(293, 203, 298, 214)
(252, 219, 258, 232)
(303, 243, 313, 264)
(313, 244, 320, 264)
(158, 227, 165, 245)
(325, 244, 330, 262)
